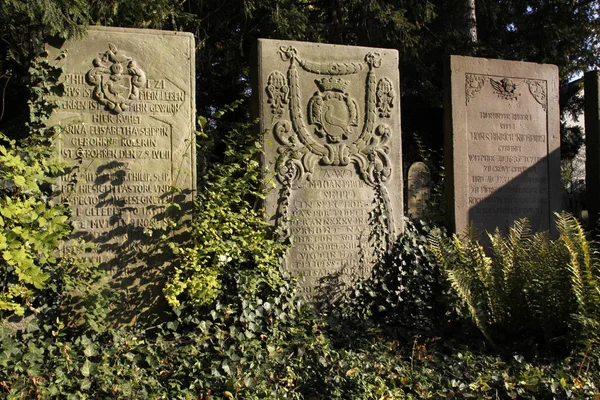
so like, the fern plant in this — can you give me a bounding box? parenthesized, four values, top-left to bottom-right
(429, 224, 495, 345)
(429, 213, 600, 352)
(556, 213, 600, 343)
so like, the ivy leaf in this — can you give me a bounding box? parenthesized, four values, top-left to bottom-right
(81, 359, 91, 377)
(80, 378, 91, 391)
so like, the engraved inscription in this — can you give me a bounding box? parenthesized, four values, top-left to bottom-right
(286, 168, 375, 294)
(62, 73, 185, 115)
(47, 27, 196, 323)
(465, 74, 550, 232)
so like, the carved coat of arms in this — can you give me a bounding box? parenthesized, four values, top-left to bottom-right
(86, 44, 146, 114)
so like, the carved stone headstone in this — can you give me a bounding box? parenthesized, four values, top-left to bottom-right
(445, 55, 560, 237)
(46, 27, 196, 324)
(407, 161, 431, 220)
(254, 39, 404, 298)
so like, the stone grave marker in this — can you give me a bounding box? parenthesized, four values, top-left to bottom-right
(46, 27, 196, 324)
(444, 55, 560, 237)
(407, 161, 431, 220)
(253, 39, 404, 298)
(586, 70, 600, 230)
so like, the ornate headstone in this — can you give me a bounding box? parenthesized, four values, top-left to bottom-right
(407, 161, 431, 220)
(254, 39, 404, 298)
(46, 27, 196, 324)
(445, 55, 560, 237)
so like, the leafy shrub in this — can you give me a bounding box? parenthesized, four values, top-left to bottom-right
(0, 133, 71, 316)
(429, 213, 600, 352)
(163, 116, 287, 308)
(0, 56, 73, 317)
(331, 218, 444, 335)
(2, 118, 600, 397)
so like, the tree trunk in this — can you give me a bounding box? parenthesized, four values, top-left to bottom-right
(329, 0, 345, 43)
(467, 0, 478, 43)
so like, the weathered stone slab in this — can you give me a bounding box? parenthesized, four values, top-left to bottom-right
(46, 27, 196, 324)
(444, 55, 560, 237)
(407, 161, 431, 220)
(254, 39, 404, 298)
(585, 70, 600, 230)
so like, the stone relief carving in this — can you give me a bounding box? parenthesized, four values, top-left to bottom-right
(490, 78, 521, 101)
(465, 73, 486, 104)
(269, 45, 395, 240)
(86, 43, 146, 114)
(526, 79, 548, 111)
(266, 71, 289, 118)
(308, 77, 359, 143)
(376, 77, 394, 118)
(465, 74, 548, 110)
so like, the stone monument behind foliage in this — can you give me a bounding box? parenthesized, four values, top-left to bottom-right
(444, 55, 560, 238)
(407, 161, 431, 220)
(253, 39, 404, 298)
(47, 27, 196, 324)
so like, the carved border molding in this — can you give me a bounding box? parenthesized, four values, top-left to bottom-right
(465, 73, 547, 111)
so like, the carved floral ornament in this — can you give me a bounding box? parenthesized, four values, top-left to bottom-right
(265, 45, 396, 240)
(86, 43, 147, 114)
(465, 73, 547, 111)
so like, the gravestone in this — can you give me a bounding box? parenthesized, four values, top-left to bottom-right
(46, 27, 196, 324)
(253, 39, 404, 298)
(585, 70, 600, 230)
(444, 55, 560, 237)
(407, 161, 431, 220)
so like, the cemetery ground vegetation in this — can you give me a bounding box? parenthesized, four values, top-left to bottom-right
(2, 0, 600, 398)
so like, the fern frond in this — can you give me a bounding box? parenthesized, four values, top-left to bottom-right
(557, 213, 588, 312)
(556, 212, 600, 342)
(429, 226, 494, 344)
(445, 267, 493, 344)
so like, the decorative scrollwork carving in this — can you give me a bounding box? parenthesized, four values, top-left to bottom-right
(86, 43, 146, 114)
(308, 78, 358, 143)
(268, 45, 395, 230)
(273, 120, 295, 146)
(527, 79, 547, 111)
(376, 78, 394, 118)
(465, 73, 486, 105)
(266, 71, 289, 118)
(365, 52, 382, 69)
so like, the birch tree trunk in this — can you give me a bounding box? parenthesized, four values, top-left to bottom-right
(467, 0, 478, 43)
